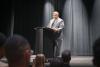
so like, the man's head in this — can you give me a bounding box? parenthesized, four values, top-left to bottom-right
(0, 32, 6, 59)
(61, 50, 71, 63)
(93, 38, 100, 67)
(52, 11, 59, 19)
(5, 35, 31, 64)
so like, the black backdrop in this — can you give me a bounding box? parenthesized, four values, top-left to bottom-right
(1, 0, 45, 49)
(14, 0, 45, 49)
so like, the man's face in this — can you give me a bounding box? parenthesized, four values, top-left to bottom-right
(52, 12, 59, 19)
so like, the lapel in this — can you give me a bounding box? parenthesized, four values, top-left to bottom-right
(50, 18, 61, 28)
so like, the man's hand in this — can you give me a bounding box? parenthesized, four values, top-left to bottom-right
(52, 28, 59, 32)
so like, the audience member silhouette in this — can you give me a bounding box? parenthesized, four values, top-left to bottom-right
(49, 49, 71, 67)
(0, 32, 7, 67)
(93, 38, 100, 67)
(0, 32, 6, 59)
(62, 50, 71, 67)
(5, 35, 31, 67)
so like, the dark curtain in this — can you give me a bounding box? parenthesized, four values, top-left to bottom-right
(0, 0, 12, 36)
(1, 0, 45, 50)
(14, 0, 45, 49)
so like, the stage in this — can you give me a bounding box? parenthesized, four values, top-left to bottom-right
(30, 55, 93, 67)
(0, 56, 93, 67)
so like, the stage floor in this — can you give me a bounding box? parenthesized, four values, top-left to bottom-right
(1, 56, 94, 67)
(70, 56, 93, 67)
(30, 55, 94, 67)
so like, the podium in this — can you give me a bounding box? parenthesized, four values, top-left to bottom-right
(34, 27, 61, 58)
(34, 27, 45, 67)
(35, 27, 43, 54)
(43, 27, 61, 40)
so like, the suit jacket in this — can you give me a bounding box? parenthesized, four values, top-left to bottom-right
(47, 18, 64, 39)
(47, 18, 64, 30)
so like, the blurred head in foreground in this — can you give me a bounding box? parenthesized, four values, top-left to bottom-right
(5, 35, 31, 67)
(62, 49, 71, 64)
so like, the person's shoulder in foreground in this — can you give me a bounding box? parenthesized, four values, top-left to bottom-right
(0, 32, 8, 67)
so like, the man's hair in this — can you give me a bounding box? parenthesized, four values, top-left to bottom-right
(0, 32, 6, 47)
(93, 38, 100, 67)
(5, 35, 31, 63)
(53, 11, 59, 16)
(61, 50, 71, 63)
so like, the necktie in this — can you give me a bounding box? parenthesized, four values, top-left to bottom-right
(51, 20, 56, 28)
